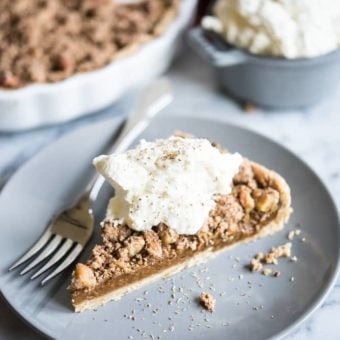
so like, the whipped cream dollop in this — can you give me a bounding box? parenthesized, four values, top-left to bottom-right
(203, 0, 340, 59)
(93, 136, 243, 235)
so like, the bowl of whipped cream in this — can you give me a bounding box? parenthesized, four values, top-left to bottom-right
(188, 0, 340, 109)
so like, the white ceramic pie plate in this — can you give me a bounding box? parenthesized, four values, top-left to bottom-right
(0, 115, 339, 339)
(0, 0, 197, 131)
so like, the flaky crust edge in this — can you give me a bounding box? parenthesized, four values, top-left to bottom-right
(73, 161, 292, 312)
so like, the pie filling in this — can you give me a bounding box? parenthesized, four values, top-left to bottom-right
(70, 160, 291, 308)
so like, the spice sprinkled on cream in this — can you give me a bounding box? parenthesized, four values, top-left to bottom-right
(93, 136, 243, 235)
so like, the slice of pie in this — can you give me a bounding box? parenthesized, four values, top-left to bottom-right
(70, 136, 291, 312)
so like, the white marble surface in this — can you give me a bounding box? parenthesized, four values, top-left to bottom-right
(0, 45, 339, 339)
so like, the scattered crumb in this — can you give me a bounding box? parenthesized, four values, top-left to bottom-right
(263, 243, 292, 264)
(290, 276, 295, 282)
(262, 268, 272, 276)
(249, 258, 263, 272)
(243, 101, 257, 113)
(249, 242, 295, 277)
(288, 231, 294, 240)
(199, 292, 216, 312)
(288, 229, 302, 240)
(301, 237, 306, 242)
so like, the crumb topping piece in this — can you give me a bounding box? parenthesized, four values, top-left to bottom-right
(249, 258, 263, 272)
(199, 292, 216, 312)
(72, 263, 96, 290)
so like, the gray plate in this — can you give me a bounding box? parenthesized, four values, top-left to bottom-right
(0, 116, 339, 340)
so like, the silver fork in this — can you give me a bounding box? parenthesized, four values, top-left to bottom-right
(8, 79, 173, 285)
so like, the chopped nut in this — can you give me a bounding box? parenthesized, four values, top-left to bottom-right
(72, 263, 96, 290)
(254, 189, 280, 213)
(144, 230, 163, 258)
(199, 292, 216, 312)
(160, 227, 178, 245)
(125, 236, 145, 257)
(239, 186, 255, 211)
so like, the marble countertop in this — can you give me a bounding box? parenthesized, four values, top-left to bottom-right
(0, 46, 339, 339)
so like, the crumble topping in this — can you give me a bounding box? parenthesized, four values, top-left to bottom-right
(199, 292, 216, 312)
(0, 0, 178, 88)
(70, 160, 283, 293)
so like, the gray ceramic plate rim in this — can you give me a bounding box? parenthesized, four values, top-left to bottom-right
(0, 115, 339, 339)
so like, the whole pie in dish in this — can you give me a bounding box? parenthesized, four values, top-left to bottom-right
(70, 135, 291, 312)
(0, 0, 179, 89)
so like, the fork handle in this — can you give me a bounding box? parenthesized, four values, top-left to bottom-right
(88, 79, 173, 203)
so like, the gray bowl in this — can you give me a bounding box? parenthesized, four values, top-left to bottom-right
(188, 27, 340, 109)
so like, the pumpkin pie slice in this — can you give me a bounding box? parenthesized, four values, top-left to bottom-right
(70, 138, 291, 312)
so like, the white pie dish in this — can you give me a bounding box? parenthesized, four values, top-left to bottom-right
(0, 0, 197, 131)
